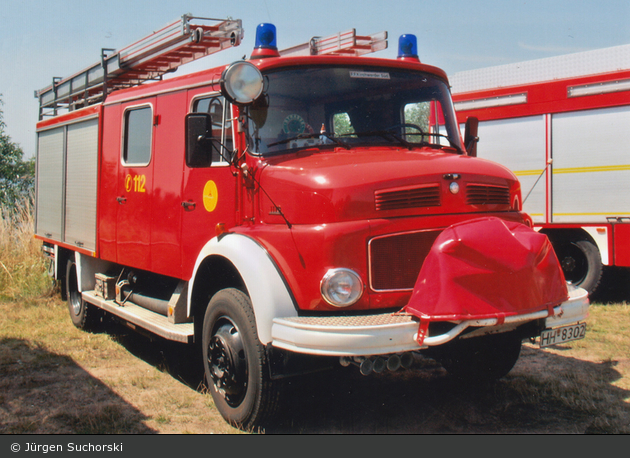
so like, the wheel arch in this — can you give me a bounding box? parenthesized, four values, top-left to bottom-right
(188, 233, 298, 345)
(189, 254, 246, 333)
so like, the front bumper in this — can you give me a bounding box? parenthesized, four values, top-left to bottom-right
(270, 284, 589, 357)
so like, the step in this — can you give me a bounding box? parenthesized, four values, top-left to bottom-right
(82, 291, 194, 343)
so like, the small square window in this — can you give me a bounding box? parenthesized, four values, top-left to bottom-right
(123, 106, 152, 165)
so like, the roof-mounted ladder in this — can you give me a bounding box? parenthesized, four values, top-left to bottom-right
(35, 14, 243, 119)
(280, 29, 388, 57)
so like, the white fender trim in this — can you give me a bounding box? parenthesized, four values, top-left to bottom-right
(582, 226, 609, 266)
(188, 233, 298, 344)
(76, 252, 114, 293)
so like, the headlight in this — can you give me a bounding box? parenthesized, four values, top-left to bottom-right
(320, 268, 363, 307)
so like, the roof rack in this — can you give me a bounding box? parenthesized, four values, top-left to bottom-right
(35, 14, 243, 119)
(280, 29, 388, 57)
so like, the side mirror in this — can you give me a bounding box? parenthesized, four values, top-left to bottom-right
(185, 113, 214, 167)
(464, 116, 479, 157)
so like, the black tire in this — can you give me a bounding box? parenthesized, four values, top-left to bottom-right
(551, 238, 603, 295)
(437, 332, 522, 382)
(65, 259, 101, 331)
(202, 288, 280, 430)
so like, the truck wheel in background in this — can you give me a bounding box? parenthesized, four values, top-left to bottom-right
(436, 331, 522, 382)
(202, 288, 281, 430)
(65, 259, 101, 331)
(547, 235, 603, 296)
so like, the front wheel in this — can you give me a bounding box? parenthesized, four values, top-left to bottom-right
(202, 288, 280, 430)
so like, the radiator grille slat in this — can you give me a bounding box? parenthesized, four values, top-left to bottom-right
(466, 183, 510, 206)
(375, 184, 440, 211)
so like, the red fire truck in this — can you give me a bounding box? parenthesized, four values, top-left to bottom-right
(451, 44, 630, 297)
(34, 14, 589, 429)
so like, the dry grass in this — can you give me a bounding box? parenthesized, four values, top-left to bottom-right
(1, 294, 628, 434)
(0, 296, 241, 434)
(0, 201, 54, 301)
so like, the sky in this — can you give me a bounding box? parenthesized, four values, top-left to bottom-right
(1, 0, 629, 159)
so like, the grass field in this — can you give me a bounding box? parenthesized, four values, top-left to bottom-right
(1, 204, 629, 434)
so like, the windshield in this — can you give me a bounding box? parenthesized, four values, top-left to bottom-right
(246, 65, 463, 156)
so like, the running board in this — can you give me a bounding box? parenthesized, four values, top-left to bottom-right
(82, 291, 195, 343)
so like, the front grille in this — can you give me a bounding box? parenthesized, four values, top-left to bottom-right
(466, 183, 510, 206)
(369, 230, 441, 291)
(375, 183, 440, 211)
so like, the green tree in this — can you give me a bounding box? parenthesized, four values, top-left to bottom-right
(0, 96, 34, 210)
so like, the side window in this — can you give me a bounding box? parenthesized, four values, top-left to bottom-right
(191, 95, 233, 165)
(404, 101, 449, 145)
(332, 112, 355, 137)
(403, 102, 431, 134)
(123, 106, 152, 165)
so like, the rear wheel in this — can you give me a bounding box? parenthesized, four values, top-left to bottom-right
(202, 288, 280, 430)
(437, 332, 522, 382)
(543, 230, 603, 296)
(65, 259, 101, 331)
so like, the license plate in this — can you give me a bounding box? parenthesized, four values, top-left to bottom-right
(540, 323, 586, 347)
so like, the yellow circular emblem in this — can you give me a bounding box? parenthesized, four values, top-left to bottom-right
(203, 180, 218, 212)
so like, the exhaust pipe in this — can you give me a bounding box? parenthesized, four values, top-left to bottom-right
(373, 357, 386, 373)
(339, 356, 374, 375)
(360, 358, 374, 376)
(339, 352, 415, 376)
(387, 354, 401, 371)
(400, 352, 414, 369)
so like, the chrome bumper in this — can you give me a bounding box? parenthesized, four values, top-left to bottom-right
(271, 285, 589, 357)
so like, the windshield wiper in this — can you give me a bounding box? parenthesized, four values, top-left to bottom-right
(403, 132, 464, 153)
(267, 132, 350, 149)
(340, 130, 415, 149)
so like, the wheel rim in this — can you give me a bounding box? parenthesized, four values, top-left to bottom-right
(207, 318, 248, 407)
(70, 291, 82, 316)
(559, 243, 588, 285)
(68, 265, 82, 316)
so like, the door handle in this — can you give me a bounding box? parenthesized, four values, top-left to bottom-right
(117, 196, 127, 204)
(181, 201, 196, 211)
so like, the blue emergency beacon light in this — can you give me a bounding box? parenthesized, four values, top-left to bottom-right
(397, 34, 420, 61)
(251, 23, 280, 58)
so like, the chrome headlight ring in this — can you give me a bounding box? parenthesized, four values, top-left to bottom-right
(320, 268, 364, 307)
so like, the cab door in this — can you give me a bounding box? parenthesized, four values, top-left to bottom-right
(116, 100, 155, 271)
(180, 93, 238, 279)
(149, 91, 186, 278)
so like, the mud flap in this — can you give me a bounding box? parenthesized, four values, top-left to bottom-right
(404, 217, 568, 345)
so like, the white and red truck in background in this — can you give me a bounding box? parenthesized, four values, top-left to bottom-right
(451, 44, 630, 297)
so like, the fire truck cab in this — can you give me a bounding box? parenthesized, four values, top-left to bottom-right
(34, 16, 589, 429)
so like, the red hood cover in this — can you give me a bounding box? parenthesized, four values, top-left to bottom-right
(404, 217, 568, 323)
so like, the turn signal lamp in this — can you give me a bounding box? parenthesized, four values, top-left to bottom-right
(251, 23, 280, 58)
(397, 34, 420, 62)
(216, 222, 229, 236)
